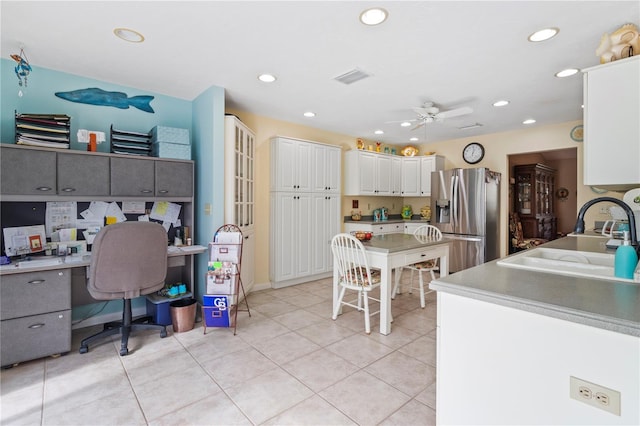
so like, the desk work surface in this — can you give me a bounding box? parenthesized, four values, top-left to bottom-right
(360, 232, 450, 253)
(0, 245, 206, 275)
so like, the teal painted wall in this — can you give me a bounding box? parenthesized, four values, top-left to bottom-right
(1, 59, 191, 150)
(192, 86, 226, 298)
(1, 59, 225, 324)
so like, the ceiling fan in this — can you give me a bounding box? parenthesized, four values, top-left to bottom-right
(407, 101, 473, 130)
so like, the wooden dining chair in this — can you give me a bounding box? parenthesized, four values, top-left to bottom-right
(392, 224, 442, 308)
(331, 233, 383, 334)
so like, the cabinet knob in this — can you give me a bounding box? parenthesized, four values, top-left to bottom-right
(61, 187, 76, 192)
(36, 186, 52, 192)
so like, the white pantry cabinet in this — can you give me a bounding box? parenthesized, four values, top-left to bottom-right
(270, 136, 342, 287)
(224, 115, 255, 290)
(583, 56, 640, 187)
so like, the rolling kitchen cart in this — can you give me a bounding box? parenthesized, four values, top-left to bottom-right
(203, 224, 251, 335)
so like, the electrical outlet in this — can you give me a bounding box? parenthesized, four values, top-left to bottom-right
(570, 376, 621, 416)
(599, 206, 610, 214)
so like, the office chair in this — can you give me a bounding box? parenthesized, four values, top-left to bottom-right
(79, 222, 169, 356)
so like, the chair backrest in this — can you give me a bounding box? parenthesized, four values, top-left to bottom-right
(331, 233, 375, 288)
(413, 224, 442, 243)
(509, 212, 525, 245)
(88, 222, 168, 300)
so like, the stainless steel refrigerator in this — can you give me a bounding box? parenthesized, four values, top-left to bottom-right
(430, 168, 501, 273)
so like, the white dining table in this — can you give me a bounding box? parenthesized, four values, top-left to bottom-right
(332, 232, 450, 335)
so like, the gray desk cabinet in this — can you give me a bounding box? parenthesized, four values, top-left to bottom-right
(110, 157, 155, 196)
(0, 269, 72, 367)
(0, 146, 57, 195)
(155, 161, 193, 197)
(58, 152, 110, 196)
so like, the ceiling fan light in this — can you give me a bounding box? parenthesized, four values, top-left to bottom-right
(528, 27, 559, 42)
(493, 100, 509, 107)
(555, 68, 579, 78)
(360, 8, 388, 26)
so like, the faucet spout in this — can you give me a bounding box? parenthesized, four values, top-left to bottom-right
(574, 197, 638, 247)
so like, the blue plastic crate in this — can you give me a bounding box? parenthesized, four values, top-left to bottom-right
(146, 298, 172, 326)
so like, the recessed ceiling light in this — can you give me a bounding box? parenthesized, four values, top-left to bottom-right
(409, 137, 419, 142)
(374, 130, 384, 135)
(400, 121, 412, 127)
(493, 100, 510, 107)
(359, 8, 388, 26)
(523, 119, 536, 125)
(258, 73, 277, 83)
(555, 68, 579, 78)
(303, 111, 315, 118)
(528, 27, 559, 42)
(113, 28, 145, 43)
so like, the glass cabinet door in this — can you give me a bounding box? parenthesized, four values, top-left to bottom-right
(517, 173, 532, 214)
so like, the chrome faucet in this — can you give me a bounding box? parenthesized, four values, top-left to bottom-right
(574, 197, 638, 249)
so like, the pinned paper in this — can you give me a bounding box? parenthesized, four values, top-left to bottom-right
(122, 201, 146, 214)
(82, 227, 101, 245)
(150, 201, 181, 225)
(46, 201, 77, 237)
(105, 202, 127, 223)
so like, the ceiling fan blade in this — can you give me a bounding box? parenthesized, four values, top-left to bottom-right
(411, 122, 425, 131)
(435, 106, 473, 119)
(385, 118, 418, 124)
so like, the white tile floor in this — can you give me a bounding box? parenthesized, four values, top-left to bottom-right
(1, 275, 438, 425)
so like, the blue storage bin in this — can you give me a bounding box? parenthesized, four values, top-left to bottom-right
(146, 298, 173, 326)
(151, 141, 191, 160)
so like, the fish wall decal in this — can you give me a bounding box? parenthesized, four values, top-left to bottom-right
(55, 87, 155, 113)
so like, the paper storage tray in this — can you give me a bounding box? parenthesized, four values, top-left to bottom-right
(150, 126, 190, 145)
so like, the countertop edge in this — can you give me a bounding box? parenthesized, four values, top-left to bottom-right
(430, 279, 640, 338)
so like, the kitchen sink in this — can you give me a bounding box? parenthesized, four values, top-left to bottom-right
(497, 247, 640, 283)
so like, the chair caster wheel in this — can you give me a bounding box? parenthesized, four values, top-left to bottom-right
(119, 348, 129, 356)
(79, 346, 88, 354)
(160, 329, 167, 338)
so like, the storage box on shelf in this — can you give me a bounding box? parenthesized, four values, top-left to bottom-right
(150, 125, 191, 160)
(110, 125, 152, 156)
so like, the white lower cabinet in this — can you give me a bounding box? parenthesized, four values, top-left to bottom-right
(343, 222, 404, 235)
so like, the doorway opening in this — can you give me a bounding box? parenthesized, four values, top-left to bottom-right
(508, 148, 577, 253)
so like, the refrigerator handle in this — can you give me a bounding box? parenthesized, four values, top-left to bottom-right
(452, 175, 458, 228)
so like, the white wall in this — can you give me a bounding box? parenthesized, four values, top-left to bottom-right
(436, 292, 640, 425)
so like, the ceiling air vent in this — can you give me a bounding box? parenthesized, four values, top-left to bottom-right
(333, 68, 372, 85)
(458, 123, 483, 130)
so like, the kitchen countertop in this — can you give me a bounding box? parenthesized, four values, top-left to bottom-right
(360, 232, 450, 254)
(430, 235, 640, 337)
(344, 218, 430, 224)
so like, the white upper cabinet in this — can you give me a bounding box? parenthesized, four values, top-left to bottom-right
(271, 137, 313, 192)
(391, 156, 402, 196)
(344, 150, 395, 196)
(583, 56, 639, 187)
(419, 156, 444, 196)
(401, 157, 421, 196)
(311, 143, 341, 193)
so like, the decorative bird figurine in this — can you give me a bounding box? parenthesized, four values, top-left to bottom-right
(11, 49, 32, 87)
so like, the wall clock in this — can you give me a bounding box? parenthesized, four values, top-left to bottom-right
(463, 142, 485, 164)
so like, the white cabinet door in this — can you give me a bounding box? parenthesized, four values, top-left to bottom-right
(401, 157, 421, 196)
(358, 152, 378, 195)
(376, 155, 392, 195)
(270, 192, 313, 282)
(583, 56, 640, 186)
(391, 157, 402, 196)
(312, 144, 341, 193)
(271, 137, 313, 192)
(311, 194, 340, 274)
(421, 155, 445, 196)
(225, 116, 255, 229)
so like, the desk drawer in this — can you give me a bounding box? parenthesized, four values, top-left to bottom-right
(1, 270, 71, 320)
(405, 251, 439, 265)
(1, 310, 71, 367)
